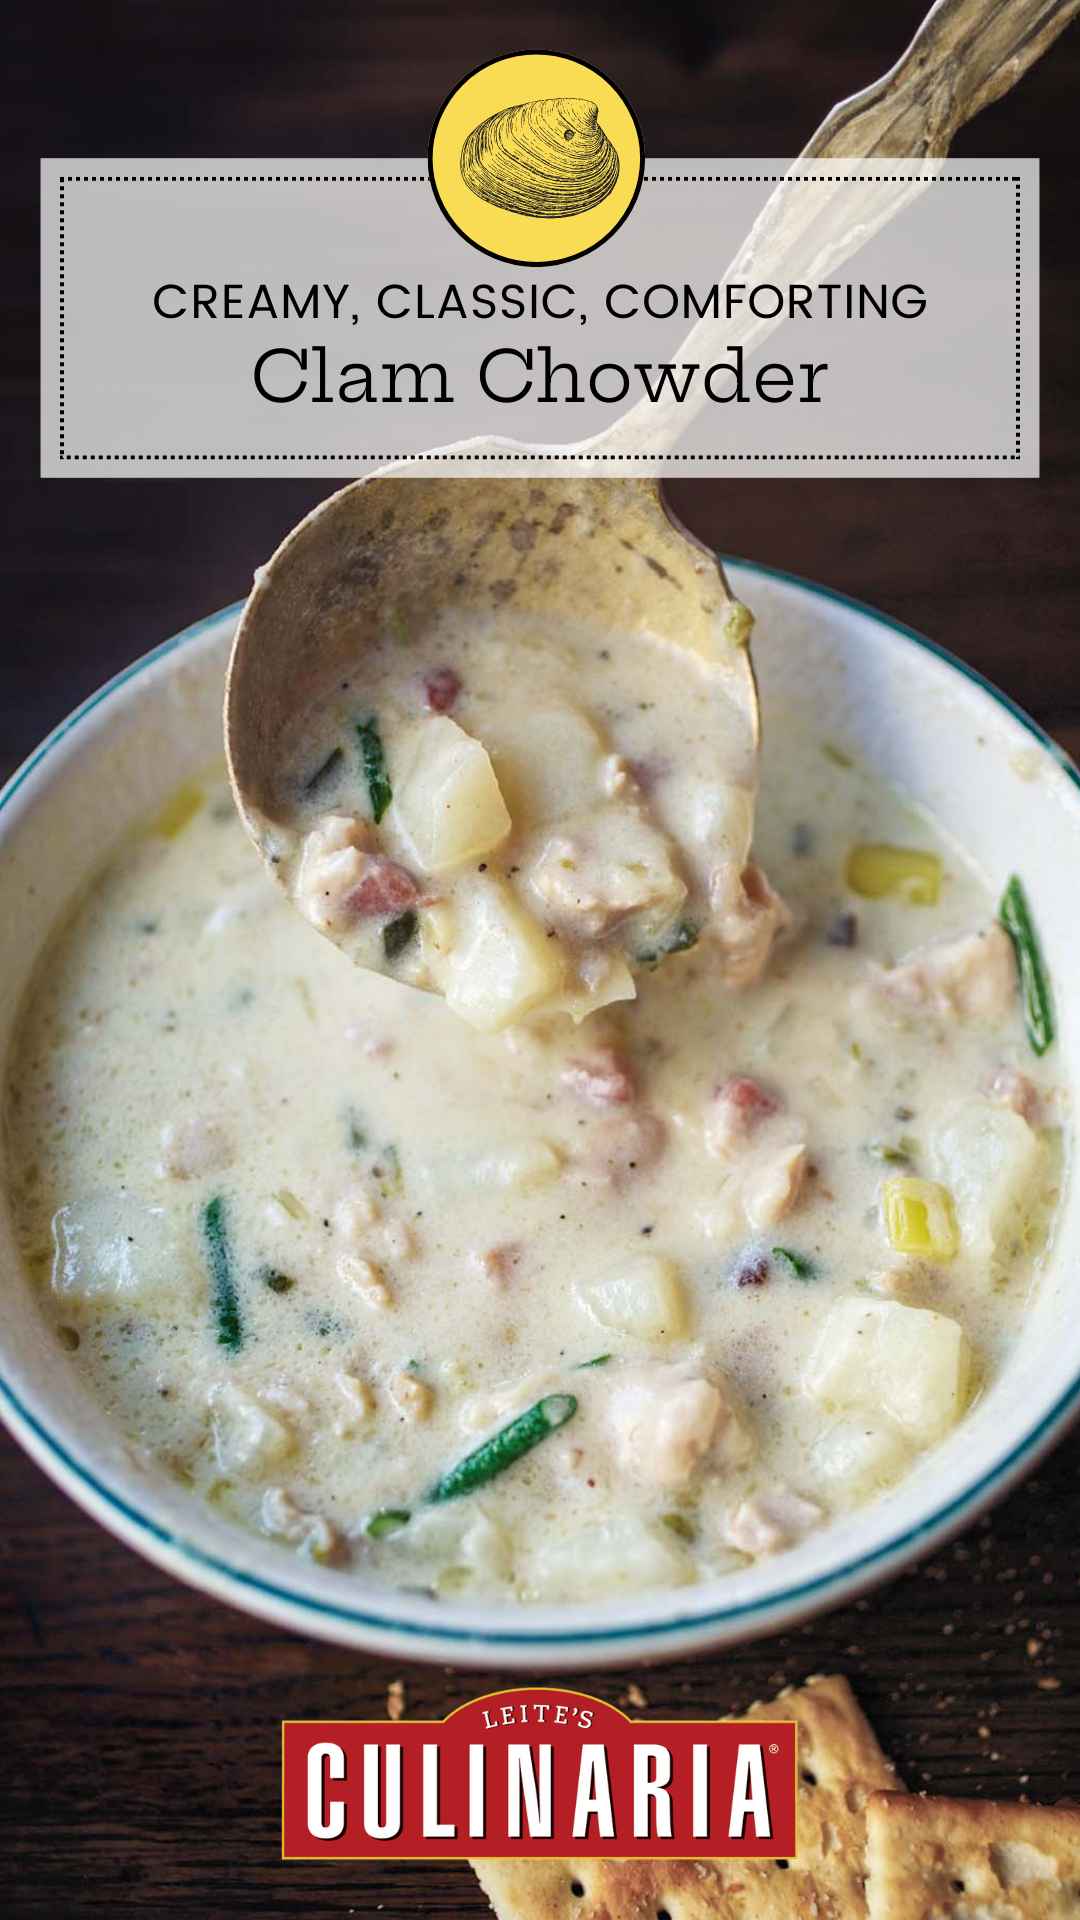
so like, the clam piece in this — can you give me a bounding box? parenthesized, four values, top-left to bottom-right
(460, 96, 619, 219)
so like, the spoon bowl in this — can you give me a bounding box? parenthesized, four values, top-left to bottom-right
(225, 474, 759, 995)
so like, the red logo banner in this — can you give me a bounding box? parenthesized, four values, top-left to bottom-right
(282, 1688, 797, 1861)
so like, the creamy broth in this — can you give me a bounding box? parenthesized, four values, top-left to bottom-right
(5, 705, 1064, 1605)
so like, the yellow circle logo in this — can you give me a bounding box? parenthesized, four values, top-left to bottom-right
(429, 52, 643, 266)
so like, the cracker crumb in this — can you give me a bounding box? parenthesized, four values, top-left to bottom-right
(1037, 1675, 1062, 1691)
(387, 1678, 406, 1720)
(621, 1681, 648, 1709)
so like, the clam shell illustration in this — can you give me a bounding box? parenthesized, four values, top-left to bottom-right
(460, 96, 620, 219)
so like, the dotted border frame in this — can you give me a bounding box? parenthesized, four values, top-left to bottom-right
(54, 172, 1025, 465)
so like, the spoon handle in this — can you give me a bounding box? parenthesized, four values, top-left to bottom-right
(803, 0, 1080, 161)
(591, 0, 1075, 459)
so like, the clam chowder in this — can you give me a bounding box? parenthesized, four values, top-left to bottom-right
(4, 684, 1063, 1605)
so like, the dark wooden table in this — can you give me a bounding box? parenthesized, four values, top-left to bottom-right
(4, 4, 1079, 1914)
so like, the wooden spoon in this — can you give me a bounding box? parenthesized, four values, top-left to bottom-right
(225, 475, 760, 1004)
(226, 0, 1076, 997)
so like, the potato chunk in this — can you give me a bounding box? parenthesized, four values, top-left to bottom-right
(422, 875, 567, 1029)
(51, 1193, 190, 1305)
(393, 716, 511, 873)
(933, 1096, 1042, 1261)
(526, 1514, 693, 1601)
(810, 1417, 910, 1496)
(804, 1297, 972, 1444)
(488, 703, 607, 824)
(578, 1253, 689, 1343)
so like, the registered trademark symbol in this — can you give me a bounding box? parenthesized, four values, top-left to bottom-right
(769, 1743, 780, 1754)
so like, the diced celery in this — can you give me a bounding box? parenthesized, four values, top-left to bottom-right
(845, 843, 942, 905)
(882, 1175, 959, 1259)
(661, 1510, 698, 1542)
(273, 1188, 307, 1220)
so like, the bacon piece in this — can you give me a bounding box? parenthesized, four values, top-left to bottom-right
(987, 1064, 1040, 1124)
(625, 755, 672, 793)
(561, 1046, 637, 1108)
(472, 1242, 523, 1286)
(422, 666, 462, 713)
(347, 858, 420, 918)
(705, 1076, 780, 1157)
(724, 1076, 779, 1120)
(295, 815, 373, 934)
(733, 1252, 770, 1288)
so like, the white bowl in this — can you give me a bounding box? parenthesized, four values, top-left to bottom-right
(1, 561, 1077, 1670)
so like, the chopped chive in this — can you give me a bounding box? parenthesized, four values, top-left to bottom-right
(661, 1510, 698, 1542)
(306, 1309, 347, 1338)
(383, 909, 418, 961)
(302, 745, 344, 798)
(428, 1393, 578, 1503)
(637, 919, 699, 968)
(346, 1108, 368, 1154)
(868, 1137, 919, 1168)
(576, 1353, 612, 1369)
(366, 1507, 411, 1539)
(356, 714, 392, 823)
(772, 1245, 818, 1280)
(1000, 875, 1054, 1056)
(822, 742, 854, 769)
(201, 1195, 243, 1351)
